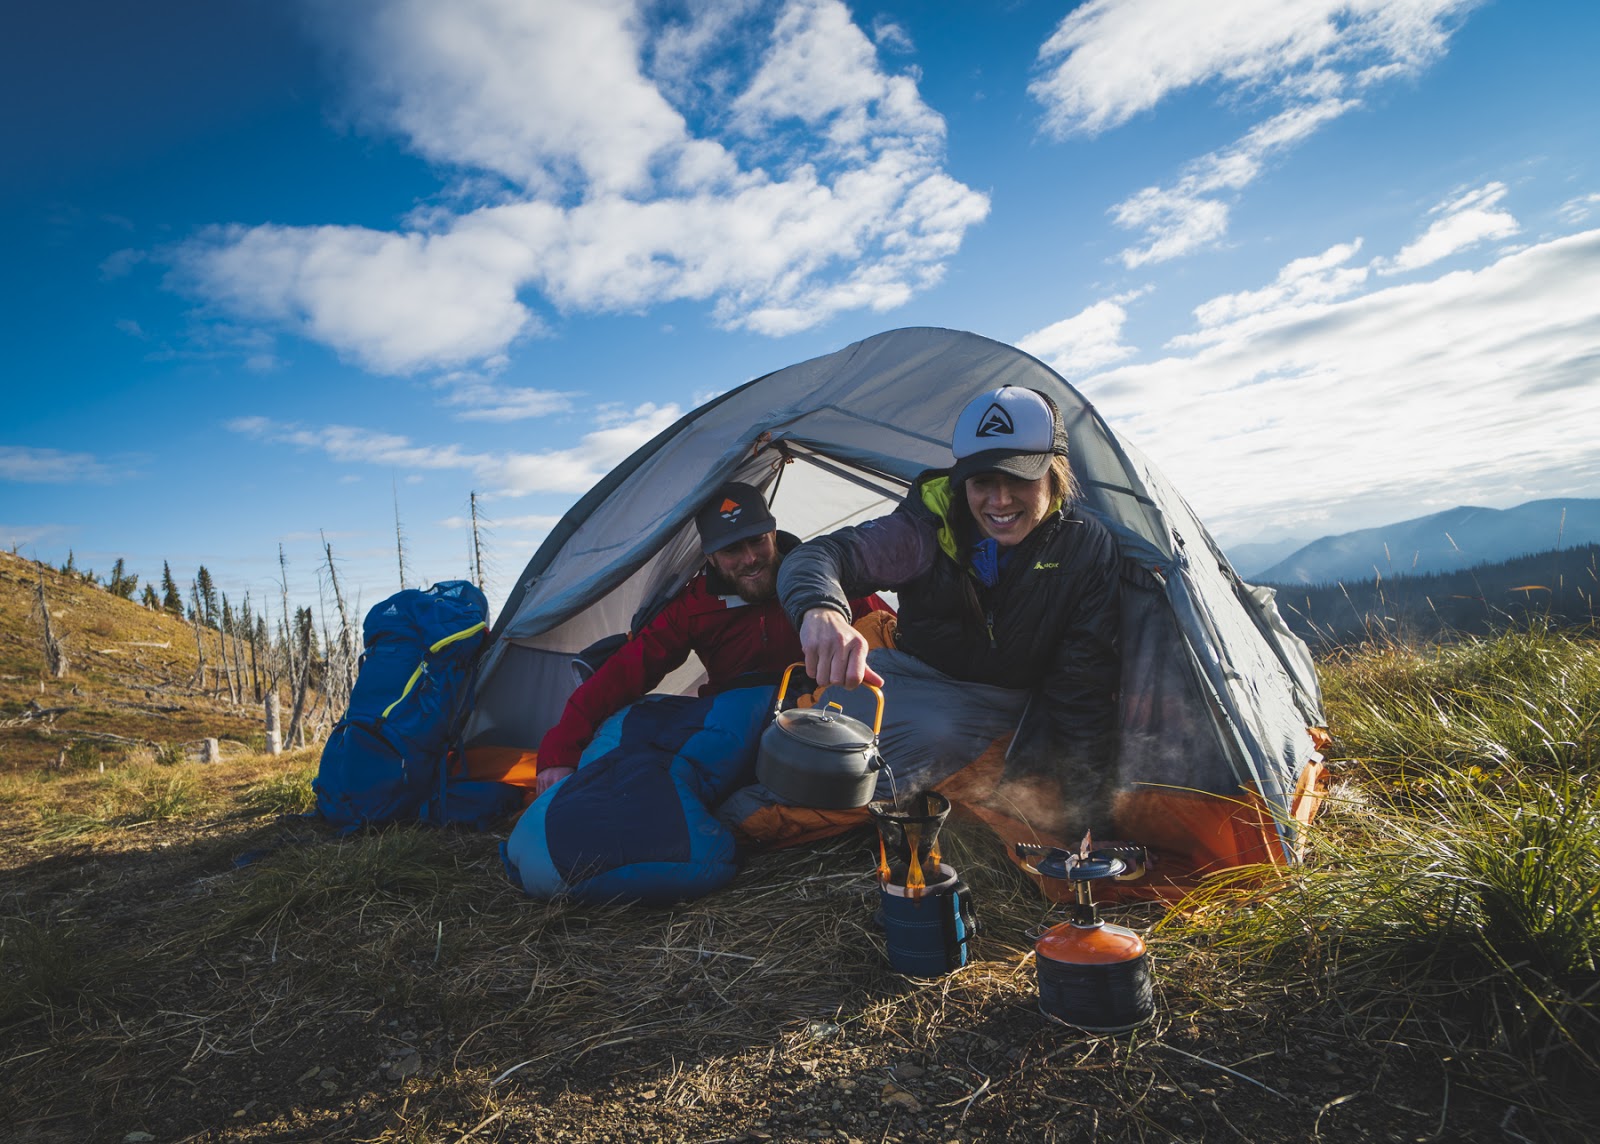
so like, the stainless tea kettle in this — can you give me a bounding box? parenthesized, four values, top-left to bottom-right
(756, 663, 885, 809)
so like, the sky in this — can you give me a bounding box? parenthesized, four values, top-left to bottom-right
(4, 0, 1599, 625)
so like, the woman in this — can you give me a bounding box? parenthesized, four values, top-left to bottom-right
(778, 384, 1122, 812)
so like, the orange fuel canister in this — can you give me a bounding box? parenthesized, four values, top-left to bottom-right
(1034, 916, 1153, 1033)
(1019, 845, 1155, 1033)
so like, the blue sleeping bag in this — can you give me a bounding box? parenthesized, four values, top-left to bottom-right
(502, 685, 773, 905)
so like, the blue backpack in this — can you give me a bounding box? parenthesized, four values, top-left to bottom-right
(313, 580, 519, 829)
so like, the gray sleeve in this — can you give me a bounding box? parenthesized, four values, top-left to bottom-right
(779, 508, 937, 629)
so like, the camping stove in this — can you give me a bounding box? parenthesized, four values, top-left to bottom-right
(869, 792, 974, 975)
(1017, 840, 1155, 1033)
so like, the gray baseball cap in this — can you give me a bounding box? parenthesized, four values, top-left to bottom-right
(949, 386, 1068, 484)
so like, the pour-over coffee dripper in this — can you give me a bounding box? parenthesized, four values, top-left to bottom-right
(868, 790, 951, 892)
(869, 790, 973, 975)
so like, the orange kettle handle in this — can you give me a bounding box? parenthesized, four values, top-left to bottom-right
(774, 662, 885, 738)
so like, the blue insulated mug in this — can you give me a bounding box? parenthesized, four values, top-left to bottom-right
(878, 864, 975, 975)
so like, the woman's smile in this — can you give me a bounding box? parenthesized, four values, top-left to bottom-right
(966, 473, 1050, 547)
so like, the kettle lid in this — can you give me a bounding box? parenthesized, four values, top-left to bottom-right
(773, 702, 875, 750)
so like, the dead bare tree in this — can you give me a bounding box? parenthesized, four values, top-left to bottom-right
(470, 490, 487, 594)
(320, 536, 358, 720)
(218, 592, 239, 705)
(249, 609, 266, 700)
(394, 480, 411, 591)
(238, 593, 258, 702)
(31, 573, 69, 678)
(258, 603, 279, 696)
(278, 545, 299, 697)
(189, 582, 208, 691)
(284, 608, 314, 750)
(264, 688, 282, 755)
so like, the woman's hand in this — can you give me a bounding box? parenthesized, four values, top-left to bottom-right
(800, 608, 884, 689)
(535, 765, 575, 796)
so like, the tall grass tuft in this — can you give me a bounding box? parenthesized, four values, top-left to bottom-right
(1321, 622, 1600, 782)
(35, 762, 211, 839)
(1172, 768, 1599, 1084)
(241, 762, 318, 816)
(1173, 625, 1600, 1104)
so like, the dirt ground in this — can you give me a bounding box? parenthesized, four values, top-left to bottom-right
(3, 787, 1576, 1144)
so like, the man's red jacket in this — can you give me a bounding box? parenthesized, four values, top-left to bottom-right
(536, 540, 889, 774)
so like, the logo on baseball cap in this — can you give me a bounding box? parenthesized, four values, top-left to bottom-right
(694, 482, 777, 554)
(949, 386, 1068, 484)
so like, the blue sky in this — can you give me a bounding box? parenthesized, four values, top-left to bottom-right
(4, 0, 1598, 623)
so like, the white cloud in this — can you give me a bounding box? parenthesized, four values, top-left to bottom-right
(228, 417, 483, 473)
(177, 220, 543, 375)
(1031, 0, 1478, 267)
(1112, 99, 1352, 267)
(872, 17, 914, 55)
(433, 374, 576, 422)
(1017, 294, 1144, 376)
(487, 403, 683, 494)
(1031, 0, 1477, 138)
(1377, 181, 1520, 275)
(1558, 192, 1600, 225)
(442, 511, 562, 534)
(312, 0, 701, 197)
(0, 446, 115, 483)
(100, 248, 144, 280)
(1192, 240, 1368, 327)
(226, 402, 681, 497)
(1075, 226, 1600, 545)
(648, 1, 765, 108)
(176, 0, 987, 374)
(732, 0, 942, 151)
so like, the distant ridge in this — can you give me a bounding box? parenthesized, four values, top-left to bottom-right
(1266, 542, 1600, 647)
(1252, 498, 1600, 586)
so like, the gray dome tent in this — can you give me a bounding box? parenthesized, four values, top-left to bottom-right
(462, 327, 1327, 893)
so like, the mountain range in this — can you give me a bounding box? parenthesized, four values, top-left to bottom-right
(1234, 498, 1600, 586)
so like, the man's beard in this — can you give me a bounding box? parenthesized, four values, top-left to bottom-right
(732, 563, 779, 603)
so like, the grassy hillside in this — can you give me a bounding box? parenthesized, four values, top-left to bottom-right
(0, 550, 293, 771)
(1, 581, 1596, 1142)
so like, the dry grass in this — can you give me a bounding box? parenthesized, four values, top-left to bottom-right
(4, 556, 1597, 1141)
(1, 755, 1551, 1143)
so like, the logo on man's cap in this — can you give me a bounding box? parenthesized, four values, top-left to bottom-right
(719, 498, 742, 522)
(975, 403, 1015, 438)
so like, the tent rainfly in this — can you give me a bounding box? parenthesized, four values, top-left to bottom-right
(463, 327, 1327, 896)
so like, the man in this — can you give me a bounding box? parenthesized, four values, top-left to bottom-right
(534, 481, 888, 793)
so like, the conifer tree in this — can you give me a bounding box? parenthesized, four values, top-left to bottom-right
(196, 566, 220, 629)
(219, 592, 240, 703)
(107, 558, 137, 599)
(141, 584, 159, 609)
(161, 561, 184, 615)
(295, 605, 320, 659)
(254, 615, 272, 693)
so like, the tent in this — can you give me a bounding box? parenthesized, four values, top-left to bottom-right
(462, 327, 1327, 896)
